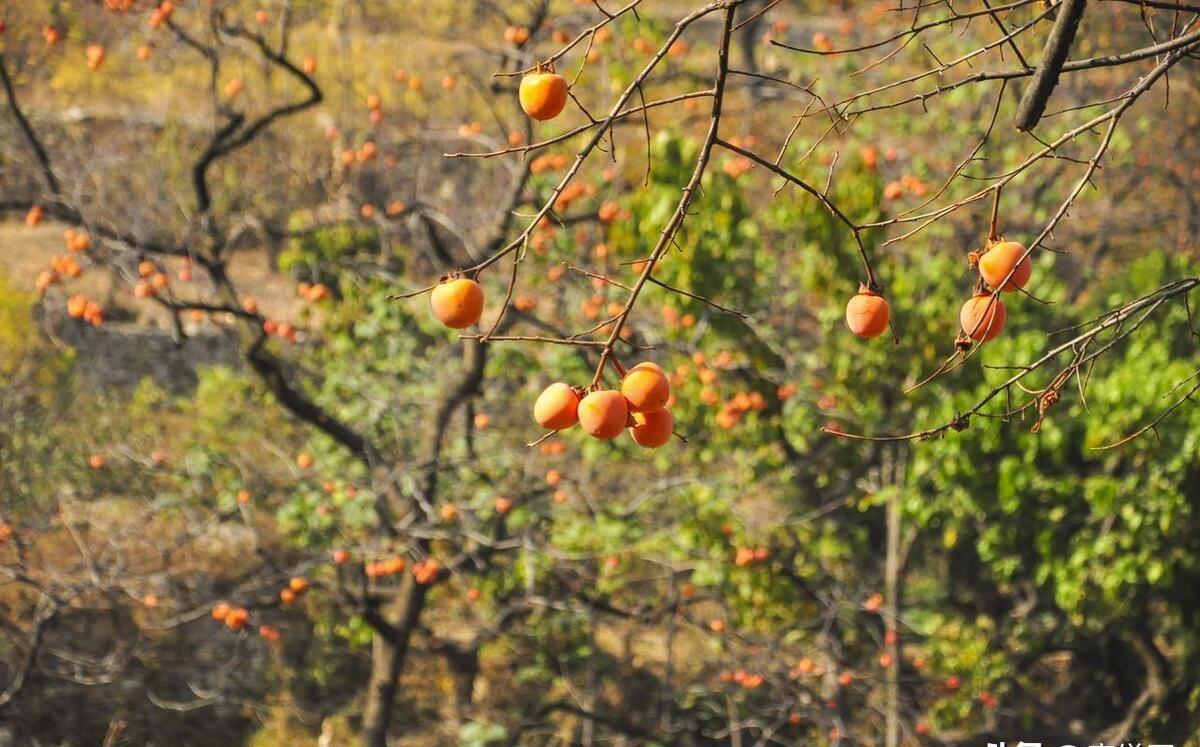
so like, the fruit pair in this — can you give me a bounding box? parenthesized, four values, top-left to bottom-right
(960, 240, 1031, 342)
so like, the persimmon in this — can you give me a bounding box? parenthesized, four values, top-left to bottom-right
(86, 44, 107, 70)
(254, 9, 269, 24)
(430, 277, 484, 329)
(597, 200, 620, 223)
(279, 588, 296, 605)
(25, 206, 43, 226)
(332, 549, 349, 564)
(844, 287, 890, 339)
(225, 608, 249, 630)
(366, 93, 381, 110)
(212, 602, 231, 621)
(472, 412, 490, 429)
(440, 504, 458, 521)
(959, 293, 1007, 342)
(578, 389, 629, 439)
(296, 452, 314, 469)
(224, 77, 244, 98)
(301, 54, 316, 74)
(629, 409, 673, 448)
(137, 45, 152, 61)
(503, 25, 530, 46)
(621, 362, 670, 413)
(978, 240, 1032, 292)
(289, 577, 308, 594)
(494, 497, 513, 515)
(67, 295, 88, 318)
(534, 382, 580, 430)
(413, 558, 440, 585)
(734, 547, 755, 567)
(138, 260, 156, 277)
(864, 592, 884, 612)
(545, 468, 562, 487)
(552, 489, 568, 503)
(89, 454, 107, 469)
(236, 489, 250, 503)
(66, 231, 91, 252)
(519, 70, 568, 121)
(305, 283, 330, 303)
(466, 587, 481, 601)
(35, 271, 58, 293)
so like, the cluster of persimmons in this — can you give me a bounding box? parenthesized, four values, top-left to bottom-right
(431, 274, 674, 448)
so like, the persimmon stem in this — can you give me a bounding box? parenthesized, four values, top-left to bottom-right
(987, 187, 1002, 243)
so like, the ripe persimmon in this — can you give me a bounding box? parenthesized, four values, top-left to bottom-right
(630, 409, 673, 448)
(959, 293, 1007, 342)
(212, 602, 231, 621)
(978, 241, 1032, 292)
(289, 577, 308, 594)
(296, 452, 314, 469)
(25, 206, 43, 226)
(519, 70, 568, 121)
(86, 44, 106, 70)
(577, 389, 628, 439)
(532, 386, 578, 432)
(225, 608, 249, 630)
(503, 25, 530, 46)
(844, 287, 890, 339)
(67, 295, 88, 318)
(430, 277, 484, 329)
(413, 558, 440, 585)
(621, 362, 670, 413)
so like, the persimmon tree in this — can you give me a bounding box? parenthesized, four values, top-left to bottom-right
(2, 1, 1200, 746)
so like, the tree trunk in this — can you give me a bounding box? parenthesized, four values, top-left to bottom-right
(884, 488, 901, 747)
(361, 577, 428, 747)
